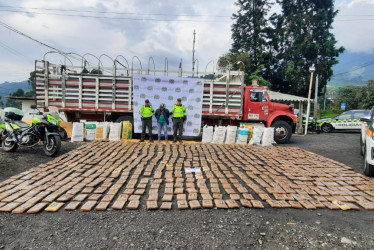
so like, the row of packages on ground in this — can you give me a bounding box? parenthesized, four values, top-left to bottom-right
(71, 121, 133, 142)
(202, 124, 276, 146)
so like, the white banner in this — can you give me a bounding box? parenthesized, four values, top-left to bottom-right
(132, 74, 204, 136)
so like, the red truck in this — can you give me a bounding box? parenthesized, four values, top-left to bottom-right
(34, 60, 297, 143)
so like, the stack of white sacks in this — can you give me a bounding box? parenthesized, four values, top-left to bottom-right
(202, 124, 275, 146)
(71, 121, 122, 142)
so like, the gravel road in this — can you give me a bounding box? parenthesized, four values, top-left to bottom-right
(0, 133, 373, 250)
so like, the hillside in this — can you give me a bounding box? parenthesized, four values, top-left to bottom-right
(329, 51, 374, 87)
(0, 80, 32, 102)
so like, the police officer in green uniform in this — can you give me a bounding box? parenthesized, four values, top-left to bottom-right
(139, 99, 154, 142)
(172, 98, 187, 143)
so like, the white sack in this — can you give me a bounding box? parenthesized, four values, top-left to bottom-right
(85, 122, 97, 141)
(249, 126, 264, 145)
(236, 128, 249, 144)
(202, 125, 214, 143)
(212, 126, 227, 144)
(109, 123, 122, 141)
(225, 126, 238, 144)
(71, 122, 84, 142)
(261, 127, 276, 146)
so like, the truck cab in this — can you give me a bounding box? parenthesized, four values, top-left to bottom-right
(243, 83, 297, 143)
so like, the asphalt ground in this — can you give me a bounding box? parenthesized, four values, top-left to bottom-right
(0, 132, 373, 249)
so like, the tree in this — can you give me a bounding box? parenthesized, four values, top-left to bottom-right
(27, 71, 36, 97)
(5, 89, 24, 109)
(0, 96, 4, 108)
(231, 0, 273, 74)
(225, 0, 344, 97)
(271, 0, 344, 96)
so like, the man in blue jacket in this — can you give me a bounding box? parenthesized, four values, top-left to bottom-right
(154, 103, 170, 141)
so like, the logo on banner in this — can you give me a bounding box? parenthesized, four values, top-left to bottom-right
(147, 86, 153, 91)
(162, 87, 167, 92)
(196, 81, 202, 86)
(133, 101, 138, 107)
(141, 77, 147, 81)
(193, 129, 200, 134)
(169, 79, 175, 84)
(195, 97, 201, 102)
(155, 78, 161, 83)
(134, 85, 139, 90)
(183, 80, 188, 85)
(194, 113, 201, 118)
(175, 87, 181, 93)
(154, 95, 160, 100)
(189, 89, 194, 93)
(187, 121, 192, 126)
(140, 94, 146, 98)
(182, 97, 187, 102)
(188, 105, 194, 110)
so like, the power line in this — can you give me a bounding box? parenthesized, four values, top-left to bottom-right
(332, 60, 374, 77)
(0, 20, 109, 74)
(0, 5, 232, 18)
(0, 41, 28, 58)
(0, 19, 66, 55)
(0, 9, 233, 23)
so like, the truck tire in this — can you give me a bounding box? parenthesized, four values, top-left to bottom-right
(272, 120, 292, 144)
(115, 115, 133, 124)
(364, 145, 374, 177)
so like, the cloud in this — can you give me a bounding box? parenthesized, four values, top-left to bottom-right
(0, 0, 237, 82)
(334, 0, 374, 53)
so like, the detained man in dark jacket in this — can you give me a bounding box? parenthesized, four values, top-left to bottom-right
(155, 103, 170, 141)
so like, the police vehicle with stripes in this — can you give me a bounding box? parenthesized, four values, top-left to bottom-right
(318, 110, 370, 133)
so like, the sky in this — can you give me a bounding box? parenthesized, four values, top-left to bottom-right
(0, 0, 374, 84)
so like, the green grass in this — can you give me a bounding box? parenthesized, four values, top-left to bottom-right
(320, 110, 343, 119)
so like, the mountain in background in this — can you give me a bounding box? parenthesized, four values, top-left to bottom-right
(329, 51, 374, 87)
(0, 80, 31, 102)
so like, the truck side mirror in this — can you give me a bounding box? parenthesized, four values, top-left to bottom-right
(30, 105, 37, 109)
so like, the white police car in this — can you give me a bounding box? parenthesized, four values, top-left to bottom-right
(360, 107, 374, 176)
(318, 110, 370, 133)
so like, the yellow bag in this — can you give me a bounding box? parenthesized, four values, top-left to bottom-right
(121, 121, 133, 141)
(242, 124, 254, 141)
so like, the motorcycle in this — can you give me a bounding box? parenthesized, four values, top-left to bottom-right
(307, 118, 321, 134)
(0, 105, 67, 156)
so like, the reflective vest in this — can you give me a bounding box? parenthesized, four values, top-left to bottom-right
(172, 104, 186, 118)
(140, 105, 154, 118)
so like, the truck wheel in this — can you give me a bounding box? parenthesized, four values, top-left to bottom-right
(321, 123, 333, 133)
(272, 120, 292, 144)
(115, 115, 133, 124)
(364, 146, 374, 177)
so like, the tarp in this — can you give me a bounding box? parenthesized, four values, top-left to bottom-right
(132, 74, 204, 137)
(268, 90, 311, 102)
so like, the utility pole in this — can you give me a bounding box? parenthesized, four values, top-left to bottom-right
(304, 64, 315, 135)
(192, 29, 196, 77)
(313, 74, 319, 118)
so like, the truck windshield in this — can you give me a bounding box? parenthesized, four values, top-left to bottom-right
(250, 90, 267, 102)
